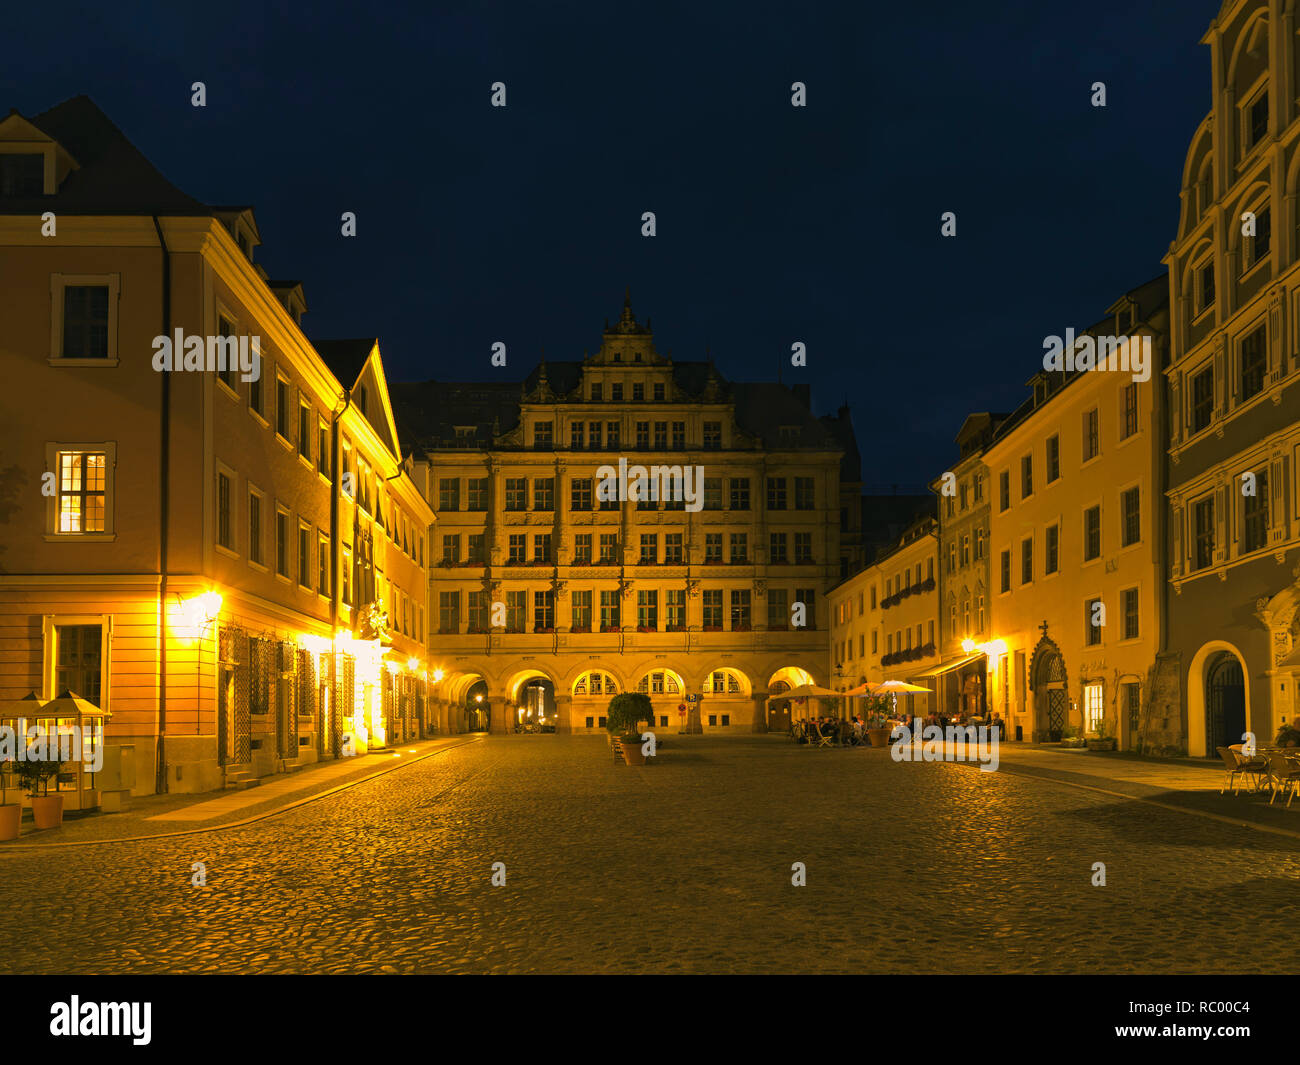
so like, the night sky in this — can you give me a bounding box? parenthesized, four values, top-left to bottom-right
(7, 1, 1217, 487)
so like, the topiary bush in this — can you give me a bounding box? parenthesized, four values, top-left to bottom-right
(607, 692, 654, 736)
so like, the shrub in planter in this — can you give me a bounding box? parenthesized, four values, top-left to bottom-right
(607, 692, 655, 765)
(1275, 724, 1300, 748)
(17, 758, 64, 830)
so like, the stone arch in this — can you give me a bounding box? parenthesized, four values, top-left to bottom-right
(571, 667, 622, 698)
(1187, 640, 1252, 758)
(768, 665, 817, 690)
(1028, 634, 1068, 741)
(701, 665, 752, 697)
(634, 666, 686, 697)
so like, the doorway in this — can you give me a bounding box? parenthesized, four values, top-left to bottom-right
(1206, 653, 1246, 752)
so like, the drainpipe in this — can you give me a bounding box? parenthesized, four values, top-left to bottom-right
(152, 216, 171, 794)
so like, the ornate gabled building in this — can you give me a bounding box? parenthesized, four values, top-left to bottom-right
(394, 295, 853, 735)
(1159, 0, 1300, 755)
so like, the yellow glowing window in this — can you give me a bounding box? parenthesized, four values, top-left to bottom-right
(57, 451, 106, 533)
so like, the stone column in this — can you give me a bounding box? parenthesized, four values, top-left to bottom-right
(752, 690, 770, 733)
(490, 696, 511, 735)
(554, 694, 573, 734)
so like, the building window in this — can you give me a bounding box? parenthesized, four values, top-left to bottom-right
(1197, 260, 1215, 315)
(1193, 496, 1215, 570)
(318, 533, 330, 595)
(468, 534, 486, 564)
(442, 534, 461, 565)
(730, 589, 751, 630)
(769, 533, 788, 564)
(636, 590, 658, 630)
(248, 489, 263, 565)
(505, 478, 528, 510)
(317, 419, 330, 478)
(588, 421, 603, 449)
(533, 421, 553, 449)
(1121, 384, 1138, 440)
(1083, 408, 1099, 462)
(505, 591, 526, 632)
(795, 588, 815, 629)
(703, 422, 722, 449)
(1242, 469, 1270, 553)
(54, 624, 102, 705)
(1082, 505, 1102, 561)
(653, 422, 667, 449)
(766, 478, 787, 510)
(1046, 435, 1060, 482)
(248, 354, 264, 417)
(570, 477, 592, 511)
(1083, 681, 1104, 733)
(1085, 598, 1103, 646)
(570, 421, 585, 449)
(217, 471, 233, 550)
(1239, 325, 1267, 402)
(466, 591, 487, 632)
(276, 376, 291, 440)
(1121, 486, 1141, 547)
(571, 590, 592, 630)
(298, 523, 312, 588)
(1020, 537, 1033, 585)
(1021, 454, 1033, 499)
(729, 533, 748, 564)
(666, 589, 686, 629)
(1250, 206, 1271, 269)
(610, 383, 623, 402)
(664, 532, 683, 564)
(794, 532, 812, 564)
(534, 591, 555, 631)
(599, 590, 620, 631)
(639, 534, 657, 565)
(999, 549, 1011, 593)
(1122, 587, 1139, 640)
(1247, 89, 1268, 149)
(533, 477, 554, 511)
(728, 478, 750, 511)
(704, 534, 722, 564)
(53, 449, 109, 534)
(702, 589, 723, 629)
(439, 478, 460, 511)
(298, 402, 312, 462)
(767, 588, 788, 629)
(998, 471, 1010, 512)
(1124, 682, 1141, 735)
(590, 383, 603, 402)
(508, 534, 525, 564)
(606, 421, 620, 448)
(1190, 366, 1214, 433)
(599, 533, 618, 564)
(59, 282, 111, 359)
(573, 534, 592, 565)
(794, 476, 815, 510)
(275, 507, 290, 578)
(635, 421, 650, 449)
(671, 421, 685, 448)
(704, 478, 722, 510)
(467, 478, 488, 511)
(1045, 524, 1059, 575)
(0, 152, 44, 196)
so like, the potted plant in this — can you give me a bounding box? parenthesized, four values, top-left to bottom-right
(1275, 724, 1300, 748)
(607, 692, 654, 766)
(0, 756, 18, 841)
(860, 694, 895, 747)
(1086, 718, 1117, 752)
(18, 758, 65, 829)
(1060, 724, 1086, 749)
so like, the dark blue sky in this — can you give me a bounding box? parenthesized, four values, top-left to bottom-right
(7, 1, 1217, 487)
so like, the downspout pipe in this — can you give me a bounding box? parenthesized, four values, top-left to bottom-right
(152, 216, 171, 794)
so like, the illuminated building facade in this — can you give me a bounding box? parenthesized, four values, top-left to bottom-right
(1159, 0, 1300, 755)
(985, 278, 1170, 747)
(0, 97, 432, 795)
(396, 297, 849, 735)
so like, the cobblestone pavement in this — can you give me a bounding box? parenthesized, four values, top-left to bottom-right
(2, 734, 1298, 974)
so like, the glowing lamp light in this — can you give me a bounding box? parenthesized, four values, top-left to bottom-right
(961, 638, 976, 654)
(982, 639, 1008, 657)
(475, 694, 483, 704)
(431, 669, 444, 683)
(407, 656, 420, 672)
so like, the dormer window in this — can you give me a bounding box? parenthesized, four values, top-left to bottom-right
(0, 153, 44, 196)
(454, 426, 475, 446)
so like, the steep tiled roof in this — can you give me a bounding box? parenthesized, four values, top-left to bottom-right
(1, 95, 209, 215)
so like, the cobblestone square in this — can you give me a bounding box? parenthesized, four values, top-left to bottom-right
(2, 735, 1297, 974)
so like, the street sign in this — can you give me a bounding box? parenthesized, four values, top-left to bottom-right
(686, 693, 699, 702)
(678, 704, 686, 714)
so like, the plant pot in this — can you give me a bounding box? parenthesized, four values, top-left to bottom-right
(621, 734, 647, 766)
(0, 803, 20, 842)
(1086, 738, 1117, 752)
(867, 728, 892, 748)
(31, 794, 64, 830)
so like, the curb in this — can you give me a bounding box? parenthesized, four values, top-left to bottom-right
(0, 736, 483, 852)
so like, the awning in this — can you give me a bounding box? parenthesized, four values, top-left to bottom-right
(914, 651, 986, 679)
